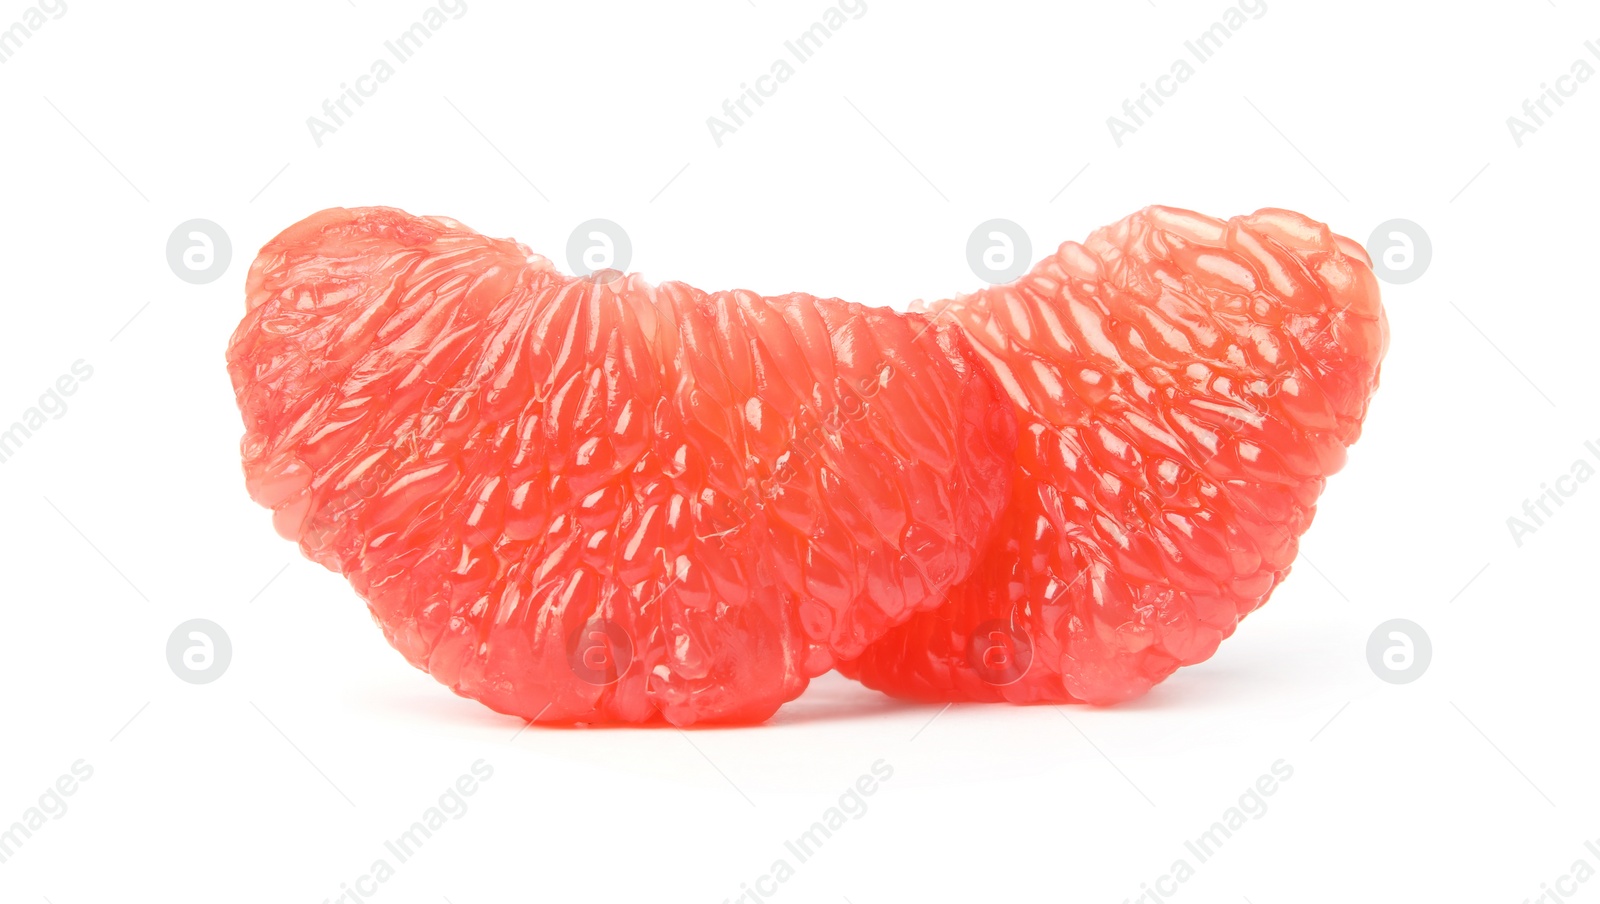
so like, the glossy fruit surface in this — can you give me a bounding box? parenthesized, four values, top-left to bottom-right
(227, 207, 1015, 725)
(838, 207, 1388, 704)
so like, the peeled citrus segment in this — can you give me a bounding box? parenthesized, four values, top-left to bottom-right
(227, 207, 1015, 726)
(838, 206, 1388, 705)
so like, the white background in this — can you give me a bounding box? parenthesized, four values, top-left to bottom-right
(2, 1, 1597, 902)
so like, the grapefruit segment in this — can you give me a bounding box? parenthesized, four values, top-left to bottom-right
(838, 206, 1388, 705)
(228, 207, 1015, 725)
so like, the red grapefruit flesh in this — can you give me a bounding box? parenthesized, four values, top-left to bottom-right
(227, 207, 1014, 726)
(838, 207, 1388, 705)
